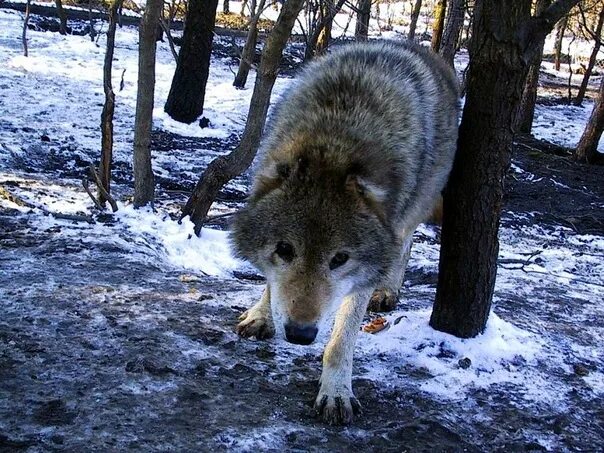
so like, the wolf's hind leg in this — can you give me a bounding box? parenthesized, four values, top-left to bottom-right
(236, 285, 275, 340)
(367, 235, 413, 312)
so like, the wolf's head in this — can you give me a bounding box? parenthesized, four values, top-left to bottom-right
(231, 144, 399, 345)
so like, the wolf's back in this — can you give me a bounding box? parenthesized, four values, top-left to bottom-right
(260, 41, 460, 234)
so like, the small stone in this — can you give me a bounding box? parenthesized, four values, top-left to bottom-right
(199, 117, 211, 129)
(40, 135, 51, 142)
(458, 357, 472, 369)
(573, 363, 589, 376)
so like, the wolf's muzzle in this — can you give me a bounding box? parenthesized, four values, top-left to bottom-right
(284, 322, 318, 345)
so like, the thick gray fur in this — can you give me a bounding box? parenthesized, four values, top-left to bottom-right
(231, 41, 460, 425)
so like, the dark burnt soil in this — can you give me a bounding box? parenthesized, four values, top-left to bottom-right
(1, 132, 603, 451)
(505, 134, 604, 235)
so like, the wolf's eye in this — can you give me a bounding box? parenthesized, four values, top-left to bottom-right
(329, 252, 349, 270)
(275, 241, 295, 262)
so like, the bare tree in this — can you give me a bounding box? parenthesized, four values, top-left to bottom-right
(431, 0, 581, 338)
(224, 0, 230, 13)
(439, 0, 464, 66)
(98, 0, 124, 206)
(305, 0, 346, 60)
(408, 0, 422, 40)
(431, 0, 447, 52)
(22, 0, 31, 57)
(55, 0, 68, 35)
(574, 2, 604, 106)
(575, 77, 604, 163)
(133, 0, 163, 207)
(164, 0, 220, 123)
(355, 0, 372, 40)
(554, 15, 568, 71)
(517, 0, 551, 134)
(181, 0, 307, 234)
(88, 0, 96, 42)
(233, 0, 266, 89)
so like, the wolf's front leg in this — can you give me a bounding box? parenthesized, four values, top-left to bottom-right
(236, 285, 275, 340)
(314, 289, 372, 425)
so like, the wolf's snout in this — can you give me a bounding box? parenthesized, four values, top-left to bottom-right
(284, 322, 318, 345)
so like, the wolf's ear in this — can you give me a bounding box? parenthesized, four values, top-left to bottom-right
(346, 174, 388, 203)
(346, 174, 388, 222)
(250, 162, 290, 201)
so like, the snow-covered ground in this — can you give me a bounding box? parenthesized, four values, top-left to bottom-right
(0, 7, 603, 451)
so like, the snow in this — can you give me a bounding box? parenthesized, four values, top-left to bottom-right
(532, 101, 604, 152)
(115, 205, 244, 278)
(360, 310, 546, 400)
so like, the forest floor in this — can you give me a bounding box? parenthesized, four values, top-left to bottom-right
(1, 9, 603, 452)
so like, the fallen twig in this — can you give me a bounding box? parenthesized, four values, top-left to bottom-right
(82, 178, 104, 210)
(204, 212, 235, 224)
(89, 165, 118, 212)
(0, 184, 94, 224)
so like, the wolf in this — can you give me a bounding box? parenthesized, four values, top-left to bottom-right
(230, 41, 460, 425)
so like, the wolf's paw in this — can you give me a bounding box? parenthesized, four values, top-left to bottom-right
(236, 308, 275, 340)
(367, 288, 398, 312)
(314, 386, 362, 425)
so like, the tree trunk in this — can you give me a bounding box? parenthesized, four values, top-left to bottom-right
(88, 0, 96, 41)
(574, 5, 604, 106)
(133, 0, 162, 208)
(22, 0, 31, 57)
(408, 0, 422, 41)
(439, 0, 464, 66)
(98, 0, 123, 206)
(516, 0, 551, 134)
(233, 0, 264, 89)
(431, 0, 447, 52)
(305, 0, 346, 60)
(554, 16, 567, 71)
(355, 0, 371, 41)
(430, 0, 580, 338)
(316, 15, 332, 54)
(240, 0, 248, 16)
(181, 0, 306, 235)
(55, 0, 68, 34)
(223, 0, 230, 14)
(575, 77, 604, 164)
(163, 0, 219, 123)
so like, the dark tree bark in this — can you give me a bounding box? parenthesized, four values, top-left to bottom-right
(315, 14, 332, 54)
(355, 0, 371, 41)
(575, 77, 604, 164)
(22, 0, 31, 57)
(431, 0, 447, 52)
(233, 0, 265, 89)
(439, 0, 464, 66)
(517, 0, 551, 134)
(133, 0, 163, 207)
(408, 0, 422, 41)
(98, 0, 124, 206)
(88, 0, 96, 41)
(305, 0, 346, 60)
(554, 15, 567, 71)
(223, 0, 230, 13)
(164, 0, 219, 123)
(430, 0, 580, 338)
(55, 0, 68, 35)
(574, 4, 604, 106)
(181, 0, 306, 234)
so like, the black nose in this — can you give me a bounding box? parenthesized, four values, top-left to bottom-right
(284, 322, 318, 345)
